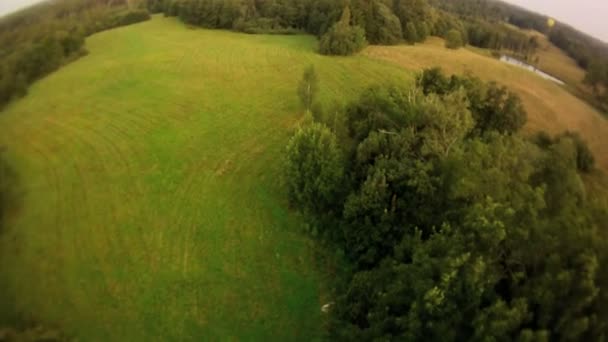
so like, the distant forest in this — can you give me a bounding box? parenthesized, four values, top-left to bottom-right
(153, 0, 544, 58)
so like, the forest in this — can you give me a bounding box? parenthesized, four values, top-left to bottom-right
(155, 0, 543, 58)
(0, 0, 150, 109)
(287, 66, 608, 340)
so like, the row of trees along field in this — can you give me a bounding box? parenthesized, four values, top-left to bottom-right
(0, 0, 151, 110)
(286, 66, 608, 340)
(583, 60, 608, 112)
(155, 0, 544, 58)
(150, 0, 473, 52)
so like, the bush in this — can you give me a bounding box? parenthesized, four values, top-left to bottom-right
(234, 17, 300, 35)
(117, 10, 151, 26)
(445, 29, 464, 49)
(560, 132, 595, 172)
(418, 68, 527, 135)
(298, 65, 319, 112)
(417, 67, 451, 95)
(405, 22, 418, 44)
(319, 23, 367, 56)
(365, 2, 402, 45)
(284, 123, 344, 215)
(476, 82, 527, 134)
(0, 326, 67, 341)
(104, 10, 151, 30)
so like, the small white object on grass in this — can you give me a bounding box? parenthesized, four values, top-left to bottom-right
(321, 302, 334, 313)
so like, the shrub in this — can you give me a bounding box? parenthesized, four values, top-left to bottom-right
(319, 23, 367, 56)
(418, 68, 527, 135)
(117, 10, 151, 26)
(445, 29, 464, 49)
(405, 22, 418, 44)
(234, 17, 300, 35)
(285, 123, 344, 214)
(365, 2, 402, 45)
(298, 65, 319, 112)
(560, 132, 596, 172)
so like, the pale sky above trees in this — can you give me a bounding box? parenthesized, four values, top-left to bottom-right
(503, 0, 608, 42)
(0, 0, 606, 42)
(0, 0, 42, 17)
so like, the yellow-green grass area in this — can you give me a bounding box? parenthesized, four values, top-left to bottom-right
(0, 15, 411, 340)
(495, 26, 603, 115)
(364, 37, 608, 171)
(516, 29, 601, 104)
(529, 32, 587, 89)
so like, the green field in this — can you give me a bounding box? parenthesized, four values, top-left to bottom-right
(0, 16, 410, 340)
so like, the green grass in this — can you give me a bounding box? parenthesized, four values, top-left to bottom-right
(0, 15, 410, 340)
(7, 14, 603, 341)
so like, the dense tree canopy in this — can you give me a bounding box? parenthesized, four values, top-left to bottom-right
(355, 1, 403, 45)
(319, 6, 367, 56)
(417, 68, 527, 135)
(584, 59, 608, 112)
(285, 67, 608, 340)
(154, 0, 439, 53)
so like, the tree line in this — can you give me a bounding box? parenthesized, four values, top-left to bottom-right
(155, 0, 548, 59)
(431, 0, 541, 61)
(0, 0, 151, 110)
(286, 66, 608, 340)
(150, 0, 474, 53)
(584, 60, 608, 111)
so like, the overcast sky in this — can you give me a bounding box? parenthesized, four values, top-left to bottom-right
(502, 0, 608, 42)
(0, 0, 44, 17)
(0, 0, 606, 42)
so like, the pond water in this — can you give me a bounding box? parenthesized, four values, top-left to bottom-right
(500, 55, 565, 85)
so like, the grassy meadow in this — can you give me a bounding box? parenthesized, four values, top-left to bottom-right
(364, 38, 608, 170)
(0, 15, 410, 340)
(516, 29, 603, 113)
